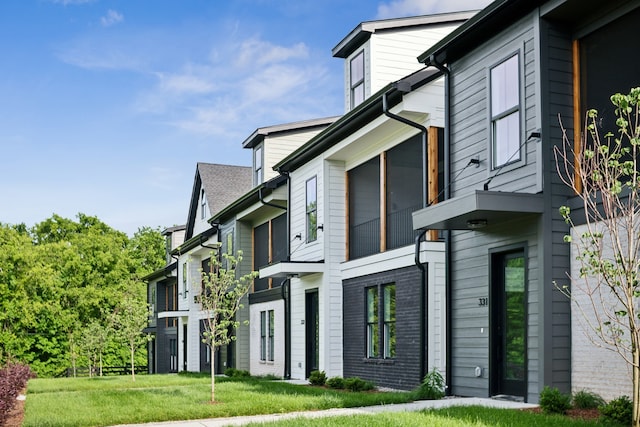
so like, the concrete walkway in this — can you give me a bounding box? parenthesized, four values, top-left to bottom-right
(111, 397, 537, 427)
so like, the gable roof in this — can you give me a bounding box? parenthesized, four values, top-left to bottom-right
(241, 116, 340, 149)
(185, 163, 252, 239)
(332, 11, 478, 59)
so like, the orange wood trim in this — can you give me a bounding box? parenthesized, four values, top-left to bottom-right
(572, 39, 583, 194)
(380, 153, 387, 252)
(427, 127, 440, 241)
(345, 171, 350, 261)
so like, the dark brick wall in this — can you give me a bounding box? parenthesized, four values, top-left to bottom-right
(343, 265, 425, 390)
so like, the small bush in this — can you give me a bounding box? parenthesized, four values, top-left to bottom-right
(600, 395, 632, 426)
(327, 376, 345, 389)
(0, 362, 36, 425)
(223, 368, 250, 378)
(344, 377, 375, 392)
(539, 386, 572, 414)
(572, 389, 604, 409)
(308, 370, 327, 386)
(414, 368, 445, 400)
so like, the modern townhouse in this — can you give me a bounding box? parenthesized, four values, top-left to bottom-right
(260, 12, 473, 390)
(146, 163, 252, 374)
(209, 118, 337, 379)
(411, 0, 640, 402)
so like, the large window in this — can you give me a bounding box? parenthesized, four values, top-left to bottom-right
(253, 213, 287, 292)
(306, 176, 317, 242)
(260, 310, 275, 362)
(490, 54, 520, 169)
(350, 50, 365, 109)
(366, 284, 396, 359)
(349, 158, 380, 259)
(253, 222, 270, 292)
(200, 189, 207, 219)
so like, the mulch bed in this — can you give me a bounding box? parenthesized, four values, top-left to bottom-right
(2, 394, 25, 427)
(522, 406, 601, 421)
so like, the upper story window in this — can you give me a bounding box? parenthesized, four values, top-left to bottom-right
(350, 50, 365, 109)
(200, 189, 207, 219)
(253, 213, 287, 292)
(254, 145, 264, 185)
(306, 176, 317, 242)
(490, 54, 520, 169)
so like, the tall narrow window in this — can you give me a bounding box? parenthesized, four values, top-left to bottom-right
(350, 51, 365, 109)
(366, 287, 379, 358)
(490, 54, 520, 169)
(260, 311, 267, 361)
(366, 283, 396, 358)
(268, 310, 275, 362)
(306, 176, 317, 242)
(383, 285, 396, 358)
(201, 189, 207, 219)
(255, 146, 263, 185)
(182, 263, 188, 299)
(348, 158, 380, 259)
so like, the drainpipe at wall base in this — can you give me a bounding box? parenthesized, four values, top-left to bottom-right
(428, 54, 453, 396)
(280, 277, 291, 379)
(414, 229, 429, 381)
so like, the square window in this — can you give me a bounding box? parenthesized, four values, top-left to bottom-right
(490, 54, 520, 169)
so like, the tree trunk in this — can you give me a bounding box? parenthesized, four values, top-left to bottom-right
(634, 348, 639, 427)
(211, 346, 216, 402)
(99, 353, 103, 377)
(130, 346, 136, 382)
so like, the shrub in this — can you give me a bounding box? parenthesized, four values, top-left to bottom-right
(344, 377, 375, 392)
(572, 389, 605, 409)
(539, 386, 572, 414)
(223, 368, 250, 378)
(600, 395, 632, 426)
(308, 370, 327, 386)
(326, 376, 345, 389)
(414, 368, 445, 400)
(0, 362, 35, 425)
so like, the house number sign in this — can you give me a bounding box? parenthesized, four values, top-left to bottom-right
(478, 297, 488, 307)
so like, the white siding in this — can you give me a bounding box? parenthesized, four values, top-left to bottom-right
(249, 300, 285, 377)
(290, 158, 325, 262)
(263, 129, 326, 183)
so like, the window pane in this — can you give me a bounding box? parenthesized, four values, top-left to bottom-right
(383, 285, 396, 358)
(366, 287, 379, 358)
(268, 310, 275, 361)
(352, 83, 364, 108)
(493, 111, 520, 167)
(350, 51, 364, 85)
(504, 255, 525, 381)
(260, 311, 266, 361)
(306, 177, 317, 242)
(491, 55, 519, 114)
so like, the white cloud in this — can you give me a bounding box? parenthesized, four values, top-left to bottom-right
(376, 0, 492, 19)
(234, 38, 309, 68)
(50, 0, 96, 5)
(101, 10, 124, 27)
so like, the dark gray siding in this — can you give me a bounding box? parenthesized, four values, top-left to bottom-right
(538, 18, 574, 395)
(343, 266, 425, 390)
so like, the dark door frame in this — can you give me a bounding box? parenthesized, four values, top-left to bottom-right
(305, 289, 319, 378)
(489, 243, 528, 400)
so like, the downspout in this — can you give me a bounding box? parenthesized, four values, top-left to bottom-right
(429, 54, 453, 396)
(382, 84, 429, 381)
(261, 172, 291, 378)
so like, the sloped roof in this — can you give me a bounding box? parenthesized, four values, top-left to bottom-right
(332, 10, 478, 59)
(241, 116, 340, 149)
(185, 163, 252, 239)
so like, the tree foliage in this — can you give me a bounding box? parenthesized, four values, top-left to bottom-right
(555, 88, 640, 427)
(195, 246, 257, 402)
(0, 214, 165, 377)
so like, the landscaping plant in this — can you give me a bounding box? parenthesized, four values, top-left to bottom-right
(0, 362, 35, 425)
(539, 386, 572, 414)
(600, 395, 633, 426)
(308, 370, 327, 386)
(414, 367, 445, 400)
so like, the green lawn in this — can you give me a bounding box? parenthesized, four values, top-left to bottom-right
(23, 374, 414, 427)
(246, 406, 612, 427)
(23, 375, 613, 427)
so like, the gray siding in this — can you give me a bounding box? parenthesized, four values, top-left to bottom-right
(343, 266, 426, 390)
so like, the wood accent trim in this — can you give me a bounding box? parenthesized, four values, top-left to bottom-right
(345, 171, 350, 260)
(427, 127, 440, 241)
(380, 153, 387, 252)
(572, 39, 583, 194)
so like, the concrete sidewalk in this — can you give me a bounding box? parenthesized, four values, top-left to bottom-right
(111, 397, 537, 427)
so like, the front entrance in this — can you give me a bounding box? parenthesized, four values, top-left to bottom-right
(183, 324, 188, 371)
(305, 289, 319, 378)
(490, 249, 527, 399)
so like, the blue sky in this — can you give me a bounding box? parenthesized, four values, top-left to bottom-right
(0, 0, 490, 235)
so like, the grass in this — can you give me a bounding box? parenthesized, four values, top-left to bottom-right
(23, 373, 414, 427)
(245, 406, 613, 426)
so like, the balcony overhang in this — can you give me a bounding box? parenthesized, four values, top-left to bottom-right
(260, 261, 325, 279)
(412, 190, 544, 230)
(157, 310, 187, 319)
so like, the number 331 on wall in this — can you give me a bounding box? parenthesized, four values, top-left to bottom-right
(478, 297, 488, 307)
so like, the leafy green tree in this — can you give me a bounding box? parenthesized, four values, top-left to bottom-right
(555, 88, 640, 427)
(79, 320, 109, 377)
(111, 292, 150, 381)
(195, 247, 257, 402)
